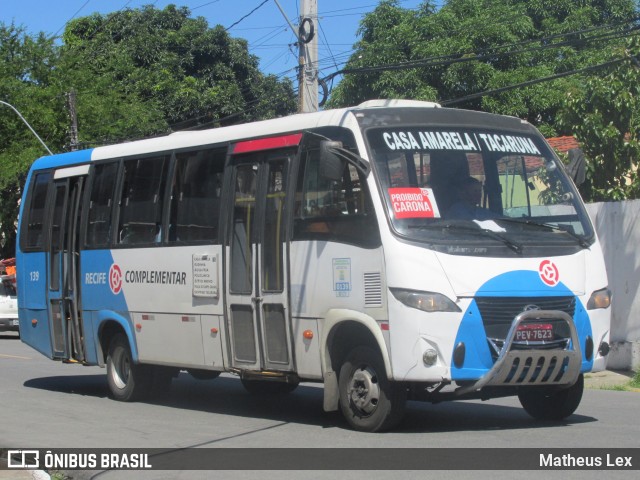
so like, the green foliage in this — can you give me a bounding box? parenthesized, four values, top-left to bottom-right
(558, 36, 640, 201)
(0, 23, 62, 256)
(328, 0, 636, 137)
(328, 0, 640, 203)
(60, 5, 295, 138)
(0, 6, 296, 258)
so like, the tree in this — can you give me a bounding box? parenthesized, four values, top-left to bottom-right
(60, 5, 296, 142)
(0, 5, 297, 258)
(0, 23, 61, 258)
(327, 0, 637, 137)
(558, 37, 640, 201)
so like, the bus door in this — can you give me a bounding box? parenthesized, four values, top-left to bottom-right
(47, 166, 88, 361)
(225, 144, 296, 372)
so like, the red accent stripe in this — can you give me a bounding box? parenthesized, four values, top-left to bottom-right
(233, 133, 302, 154)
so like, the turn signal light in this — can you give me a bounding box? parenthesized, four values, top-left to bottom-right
(587, 287, 611, 310)
(303, 330, 314, 340)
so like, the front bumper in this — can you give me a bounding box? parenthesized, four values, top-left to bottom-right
(0, 317, 19, 331)
(456, 310, 582, 395)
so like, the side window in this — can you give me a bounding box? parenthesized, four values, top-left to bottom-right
(117, 155, 169, 245)
(168, 148, 225, 243)
(293, 143, 380, 248)
(86, 162, 119, 247)
(22, 171, 52, 251)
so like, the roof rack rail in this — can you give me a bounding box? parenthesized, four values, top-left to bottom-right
(357, 99, 441, 109)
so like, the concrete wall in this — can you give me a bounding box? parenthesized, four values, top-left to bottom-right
(586, 200, 640, 370)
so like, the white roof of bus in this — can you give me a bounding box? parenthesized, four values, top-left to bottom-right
(91, 107, 352, 161)
(90, 99, 441, 161)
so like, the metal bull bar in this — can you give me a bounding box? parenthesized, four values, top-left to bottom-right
(456, 310, 583, 396)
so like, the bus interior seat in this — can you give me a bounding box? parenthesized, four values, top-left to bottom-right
(429, 151, 470, 214)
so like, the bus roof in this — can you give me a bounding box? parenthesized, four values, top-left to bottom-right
(28, 99, 532, 172)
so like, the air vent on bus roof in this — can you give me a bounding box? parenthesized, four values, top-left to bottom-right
(357, 99, 441, 109)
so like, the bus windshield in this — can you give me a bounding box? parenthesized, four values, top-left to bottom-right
(366, 126, 594, 255)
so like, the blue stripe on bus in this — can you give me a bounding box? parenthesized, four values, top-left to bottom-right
(80, 250, 139, 362)
(29, 149, 94, 170)
(451, 270, 593, 380)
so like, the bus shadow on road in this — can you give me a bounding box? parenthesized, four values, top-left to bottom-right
(23, 371, 597, 432)
(400, 399, 597, 433)
(24, 373, 110, 398)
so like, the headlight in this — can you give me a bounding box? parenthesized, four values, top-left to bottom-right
(390, 288, 460, 313)
(587, 287, 611, 310)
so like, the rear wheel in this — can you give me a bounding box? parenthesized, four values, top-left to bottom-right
(338, 346, 406, 432)
(518, 374, 584, 420)
(106, 334, 150, 401)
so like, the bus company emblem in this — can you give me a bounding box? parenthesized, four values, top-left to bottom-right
(538, 259, 559, 286)
(523, 304, 541, 312)
(109, 264, 123, 294)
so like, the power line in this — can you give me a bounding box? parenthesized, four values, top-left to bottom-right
(320, 18, 640, 82)
(192, 0, 223, 10)
(441, 57, 630, 106)
(53, 0, 92, 37)
(226, 0, 270, 31)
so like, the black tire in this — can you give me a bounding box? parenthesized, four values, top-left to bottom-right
(106, 334, 150, 402)
(241, 378, 299, 394)
(338, 346, 407, 432)
(518, 374, 584, 420)
(188, 369, 221, 381)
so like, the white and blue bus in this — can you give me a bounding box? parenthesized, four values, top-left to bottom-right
(17, 99, 611, 432)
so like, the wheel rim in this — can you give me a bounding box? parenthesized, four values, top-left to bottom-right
(347, 365, 380, 416)
(111, 346, 130, 390)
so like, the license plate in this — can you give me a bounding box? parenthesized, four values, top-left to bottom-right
(11, 319, 19, 326)
(515, 323, 553, 342)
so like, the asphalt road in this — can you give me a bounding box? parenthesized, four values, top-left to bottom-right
(1, 332, 638, 480)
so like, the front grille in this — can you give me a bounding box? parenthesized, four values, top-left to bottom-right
(475, 296, 576, 359)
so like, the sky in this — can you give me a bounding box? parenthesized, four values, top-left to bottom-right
(1, 0, 429, 88)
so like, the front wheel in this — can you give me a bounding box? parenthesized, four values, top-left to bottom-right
(518, 374, 584, 420)
(338, 346, 406, 432)
(106, 334, 150, 402)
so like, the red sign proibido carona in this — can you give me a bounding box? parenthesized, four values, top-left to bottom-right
(388, 188, 441, 219)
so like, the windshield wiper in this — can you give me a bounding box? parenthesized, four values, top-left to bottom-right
(441, 222, 523, 254)
(497, 218, 590, 248)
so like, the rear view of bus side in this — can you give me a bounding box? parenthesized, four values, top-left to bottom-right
(17, 100, 611, 432)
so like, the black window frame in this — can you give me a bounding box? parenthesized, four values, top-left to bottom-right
(292, 130, 381, 249)
(20, 170, 54, 252)
(167, 146, 227, 245)
(84, 160, 121, 249)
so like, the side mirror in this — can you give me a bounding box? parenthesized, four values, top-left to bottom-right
(319, 140, 346, 181)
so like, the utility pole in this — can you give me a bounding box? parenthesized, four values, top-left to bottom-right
(66, 90, 79, 151)
(298, 0, 318, 113)
(273, 0, 318, 112)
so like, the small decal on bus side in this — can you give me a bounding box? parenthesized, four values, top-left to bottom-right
(29, 271, 40, 281)
(388, 187, 441, 219)
(109, 264, 123, 295)
(333, 258, 351, 297)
